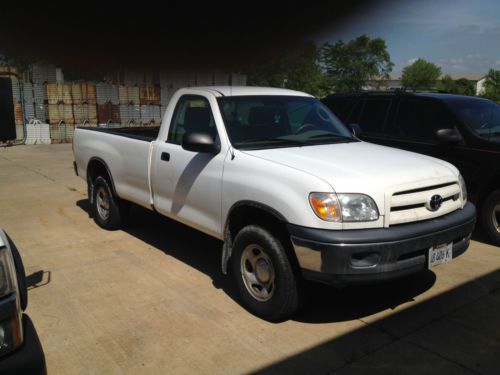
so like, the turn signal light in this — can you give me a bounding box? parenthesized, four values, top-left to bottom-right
(309, 193, 341, 222)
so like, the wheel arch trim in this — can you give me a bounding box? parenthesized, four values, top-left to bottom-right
(87, 157, 119, 199)
(221, 200, 288, 274)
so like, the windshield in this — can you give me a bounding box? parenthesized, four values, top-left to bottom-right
(447, 98, 500, 141)
(217, 95, 356, 150)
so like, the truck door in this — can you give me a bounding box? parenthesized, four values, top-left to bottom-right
(151, 94, 225, 238)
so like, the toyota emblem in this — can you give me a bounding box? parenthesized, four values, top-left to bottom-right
(426, 194, 443, 211)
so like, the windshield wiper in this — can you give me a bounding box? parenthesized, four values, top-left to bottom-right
(243, 138, 310, 146)
(307, 133, 356, 141)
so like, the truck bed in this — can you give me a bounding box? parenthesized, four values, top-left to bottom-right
(74, 125, 156, 208)
(77, 126, 160, 142)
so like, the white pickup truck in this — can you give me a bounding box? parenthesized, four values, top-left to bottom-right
(73, 86, 476, 320)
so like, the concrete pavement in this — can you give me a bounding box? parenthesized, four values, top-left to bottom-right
(0, 144, 499, 374)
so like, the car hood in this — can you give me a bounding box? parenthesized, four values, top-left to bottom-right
(242, 141, 458, 212)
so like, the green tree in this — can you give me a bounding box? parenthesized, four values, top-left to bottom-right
(437, 74, 475, 95)
(481, 69, 500, 102)
(401, 59, 441, 90)
(246, 41, 327, 98)
(438, 74, 455, 92)
(454, 78, 475, 96)
(320, 35, 393, 93)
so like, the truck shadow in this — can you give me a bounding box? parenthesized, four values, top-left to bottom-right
(254, 269, 500, 374)
(77, 199, 437, 323)
(296, 271, 436, 324)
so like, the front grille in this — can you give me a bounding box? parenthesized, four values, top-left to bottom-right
(389, 182, 461, 225)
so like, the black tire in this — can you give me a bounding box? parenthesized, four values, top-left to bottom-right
(481, 189, 500, 246)
(92, 176, 129, 230)
(230, 225, 302, 321)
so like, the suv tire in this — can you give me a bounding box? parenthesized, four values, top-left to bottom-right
(482, 189, 500, 246)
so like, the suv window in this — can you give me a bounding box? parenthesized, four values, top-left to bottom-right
(358, 99, 391, 134)
(347, 100, 363, 124)
(167, 95, 217, 144)
(447, 99, 500, 141)
(322, 97, 354, 123)
(388, 99, 452, 141)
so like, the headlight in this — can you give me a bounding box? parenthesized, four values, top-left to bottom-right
(458, 174, 467, 204)
(0, 313, 23, 357)
(309, 193, 379, 222)
(338, 194, 379, 221)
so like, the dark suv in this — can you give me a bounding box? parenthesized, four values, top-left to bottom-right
(322, 92, 500, 246)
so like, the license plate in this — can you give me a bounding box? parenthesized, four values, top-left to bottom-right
(428, 242, 453, 268)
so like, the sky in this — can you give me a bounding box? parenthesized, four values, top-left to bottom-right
(316, 0, 500, 79)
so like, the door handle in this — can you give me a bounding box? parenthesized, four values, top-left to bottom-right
(161, 152, 170, 161)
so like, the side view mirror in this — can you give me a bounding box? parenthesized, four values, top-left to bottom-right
(182, 132, 220, 154)
(436, 128, 462, 144)
(349, 123, 362, 137)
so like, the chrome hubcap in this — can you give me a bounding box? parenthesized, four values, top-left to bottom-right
(240, 245, 275, 302)
(96, 186, 110, 220)
(493, 203, 500, 234)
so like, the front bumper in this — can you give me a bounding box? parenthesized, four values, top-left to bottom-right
(288, 202, 476, 285)
(0, 314, 46, 375)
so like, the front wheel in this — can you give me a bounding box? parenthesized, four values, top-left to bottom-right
(482, 189, 500, 246)
(92, 176, 129, 230)
(230, 225, 302, 321)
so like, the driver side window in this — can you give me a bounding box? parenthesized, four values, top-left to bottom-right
(167, 95, 217, 145)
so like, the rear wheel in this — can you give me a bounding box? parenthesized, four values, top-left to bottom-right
(230, 225, 302, 321)
(92, 176, 129, 230)
(482, 189, 500, 246)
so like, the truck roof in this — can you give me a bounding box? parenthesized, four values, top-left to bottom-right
(189, 86, 313, 97)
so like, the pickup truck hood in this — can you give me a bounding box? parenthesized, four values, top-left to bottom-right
(243, 141, 458, 209)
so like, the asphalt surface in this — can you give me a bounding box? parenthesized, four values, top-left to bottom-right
(0, 144, 499, 374)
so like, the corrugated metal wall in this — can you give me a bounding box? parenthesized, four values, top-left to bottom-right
(35, 103, 48, 122)
(139, 86, 160, 105)
(97, 102, 120, 125)
(2, 64, 246, 143)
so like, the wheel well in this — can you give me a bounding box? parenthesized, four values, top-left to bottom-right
(86, 158, 116, 196)
(226, 205, 287, 241)
(478, 174, 500, 206)
(223, 203, 299, 273)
